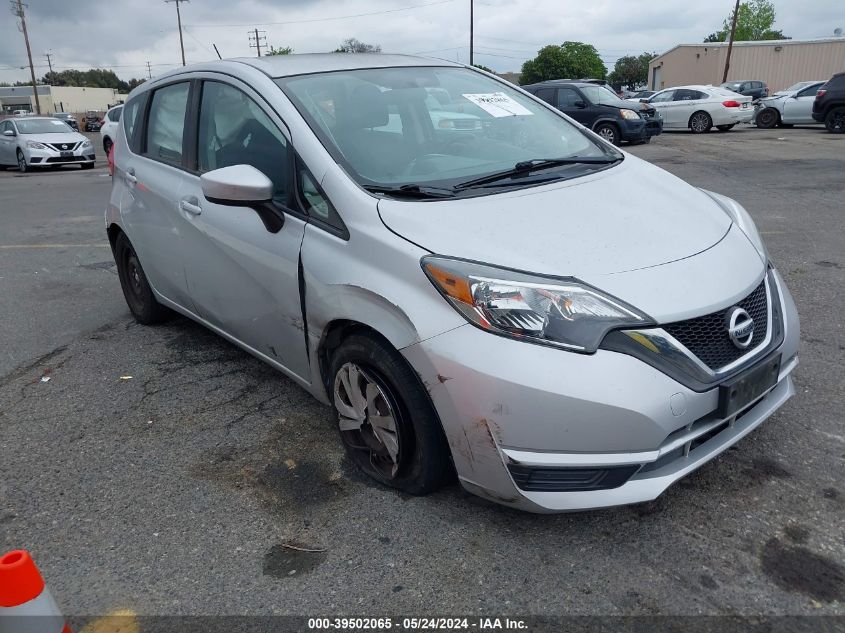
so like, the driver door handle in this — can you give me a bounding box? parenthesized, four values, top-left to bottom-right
(125, 169, 137, 186)
(180, 197, 202, 216)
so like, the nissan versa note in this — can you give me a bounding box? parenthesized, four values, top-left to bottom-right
(106, 54, 799, 512)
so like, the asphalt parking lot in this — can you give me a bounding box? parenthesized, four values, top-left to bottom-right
(1, 125, 843, 621)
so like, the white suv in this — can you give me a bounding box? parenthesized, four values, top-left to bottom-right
(100, 105, 123, 155)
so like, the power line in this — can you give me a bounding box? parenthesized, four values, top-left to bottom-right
(184, 0, 454, 28)
(165, 0, 189, 66)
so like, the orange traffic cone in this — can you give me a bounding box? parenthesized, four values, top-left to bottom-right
(0, 550, 70, 633)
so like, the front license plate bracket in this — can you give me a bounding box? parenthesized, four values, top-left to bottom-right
(718, 354, 781, 418)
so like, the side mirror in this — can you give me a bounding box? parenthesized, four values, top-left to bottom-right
(573, 100, 587, 108)
(2, 130, 14, 137)
(639, 98, 649, 103)
(200, 164, 284, 233)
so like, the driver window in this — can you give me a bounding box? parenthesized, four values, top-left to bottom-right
(198, 81, 290, 205)
(556, 88, 580, 108)
(650, 90, 675, 103)
(798, 85, 820, 98)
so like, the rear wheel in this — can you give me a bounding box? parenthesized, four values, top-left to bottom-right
(16, 150, 28, 173)
(716, 124, 735, 131)
(689, 111, 712, 133)
(825, 107, 845, 133)
(329, 332, 453, 495)
(594, 122, 620, 145)
(103, 137, 113, 155)
(114, 232, 171, 324)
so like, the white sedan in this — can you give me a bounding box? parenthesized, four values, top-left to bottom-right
(641, 85, 753, 133)
(0, 117, 95, 172)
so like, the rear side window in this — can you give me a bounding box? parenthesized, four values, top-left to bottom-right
(108, 106, 122, 122)
(197, 81, 291, 206)
(145, 82, 190, 165)
(534, 88, 555, 104)
(122, 98, 143, 151)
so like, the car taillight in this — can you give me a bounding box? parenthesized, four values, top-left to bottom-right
(722, 100, 741, 107)
(816, 89, 826, 99)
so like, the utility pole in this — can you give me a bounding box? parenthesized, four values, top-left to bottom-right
(469, 0, 474, 66)
(165, 0, 189, 66)
(44, 50, 53, 77)
(248, 29, 266, 57)
(146, 61, 152, 79)
(722, 0, 740, 83)
(10, 0, 41, 114)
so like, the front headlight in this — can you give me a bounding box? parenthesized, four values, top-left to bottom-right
(422, 256, 652, 353)
(81, 139, 92, 147)
(620, 109, 640, 120)
(26, 141, 47, 149)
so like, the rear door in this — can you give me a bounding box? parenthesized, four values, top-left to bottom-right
(178, 77, 310, 380)
(782, 83, 823, 123)
(120, 81, 193, 309)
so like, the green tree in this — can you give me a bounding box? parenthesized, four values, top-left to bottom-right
(473, 64, 494, 73)
(703, 0, 789, 42)
(607, 52, 655, 90)
(334, 38, 381, 53)
(267, 45, 293, 56)
(41, 69, 138, 92)
(520, 42, 606, 85)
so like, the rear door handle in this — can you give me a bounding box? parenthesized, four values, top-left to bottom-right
(180, 197, 202, 216)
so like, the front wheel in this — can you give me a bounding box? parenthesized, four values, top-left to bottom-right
(329, 332, 453, 495)
(716, 124, 735, 131)
(689, 111, 712, 133)
(114, 232, 171, 324)
(755, 108, 779, 128)
(825, 107, 845, 133)
(16, 150, 28, 173)
(594, 123, 620, 145)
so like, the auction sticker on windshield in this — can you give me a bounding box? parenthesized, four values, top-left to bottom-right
(462, 93, 533, 117)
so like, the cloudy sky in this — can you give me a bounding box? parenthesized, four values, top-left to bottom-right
(1, 0, 842, 83)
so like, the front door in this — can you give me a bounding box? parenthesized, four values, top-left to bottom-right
(555, 86, 593, 126)
(782, 84, 823, 124)
(179, 78, 310, 380)
(0, 121, 14, 163)
(647, 90, 678, 126)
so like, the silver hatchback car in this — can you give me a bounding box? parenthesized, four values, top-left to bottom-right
(106, 54, 799, 512)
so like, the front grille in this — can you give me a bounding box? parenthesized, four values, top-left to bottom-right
(46, 142, 79, 152)
(663, 280, 768, 370)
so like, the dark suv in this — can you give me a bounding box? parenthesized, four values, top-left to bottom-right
(812, 72, 845, 133)
(721, 80, 768, 100)
(522, 80, 663, 145)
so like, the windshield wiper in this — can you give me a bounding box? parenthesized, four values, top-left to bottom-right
(363, 183, 456, 199)
(454, 156, 621, 190)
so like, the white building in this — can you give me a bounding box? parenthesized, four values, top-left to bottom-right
(0, 85, 128, 115)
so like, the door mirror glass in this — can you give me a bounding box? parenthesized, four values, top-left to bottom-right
(201, 164, 273, 205)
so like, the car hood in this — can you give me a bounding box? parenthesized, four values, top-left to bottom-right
(22, 132, 86, 143)
(378, 156, 766, 321)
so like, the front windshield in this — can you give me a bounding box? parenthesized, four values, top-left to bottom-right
(277, 66, 618, 190)
(16, 119, 72, 134)
(582, 85, 626, 106)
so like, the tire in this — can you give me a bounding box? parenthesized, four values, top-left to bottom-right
(103, 137, 112, 155)
(114, 232, 171, 324)
(716, 124, 735, 131)
(824, 106, 845, 133)
(757, 107, 782, 128)
(689, 111, 712, 133)
(329, 332, 453, 495)
(16, 149, 28, 173)
(594, 122, 620, 145)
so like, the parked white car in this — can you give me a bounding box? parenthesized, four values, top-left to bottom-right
(0, 116, 95, 172)
(100, 104, 123, 155)
(754, 81, 826, 128)
(643, 85, 753, 133)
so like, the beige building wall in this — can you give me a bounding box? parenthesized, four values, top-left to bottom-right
(49, 86, 122, 113)
(650, 38, 845, 93)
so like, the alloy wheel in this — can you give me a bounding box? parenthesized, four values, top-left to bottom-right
(334, 362, 401, 478)
(17, 152, 26, 172)
(691, 113, 710, 133)
(827, 108, 845, 133)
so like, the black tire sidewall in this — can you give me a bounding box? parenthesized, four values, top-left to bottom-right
(826, 107, 845, 133)
(329, 333, 452, 495)
(757, 109, 778, 128)
(17, 150, 27, 173)
(114, 233, 168, 324)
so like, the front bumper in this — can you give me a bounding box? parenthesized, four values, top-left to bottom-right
(402, 269, 799, 512)
(619, 117, 663, 142)
(24, 145, 95, 166)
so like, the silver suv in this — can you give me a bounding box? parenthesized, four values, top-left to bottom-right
(107, 55, 799, 512)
